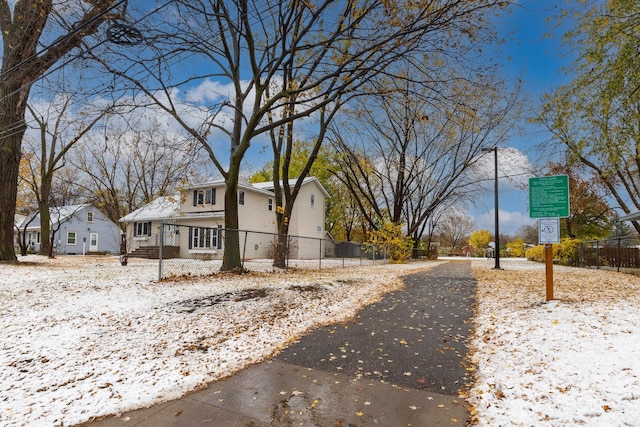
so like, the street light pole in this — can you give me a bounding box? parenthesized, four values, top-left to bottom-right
(482, 146, 502, 270)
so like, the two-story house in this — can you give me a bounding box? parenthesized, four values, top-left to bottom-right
(119, 177, 329, 260)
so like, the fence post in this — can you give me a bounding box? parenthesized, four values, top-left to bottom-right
(319, 237, 322, 269)
(241, 230, 248, 272)
(618, 238, 621, 272)
(286, 235, 291, 269)
(158, 221, 164, 281)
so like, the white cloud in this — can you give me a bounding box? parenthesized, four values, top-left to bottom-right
(475, 147, 535, 191)
(184, 79, 235, 104)
(475, 208, 536, 236)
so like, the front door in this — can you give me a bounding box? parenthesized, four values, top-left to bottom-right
(163, 223, 177, 246)
(89, 233, 99, 252)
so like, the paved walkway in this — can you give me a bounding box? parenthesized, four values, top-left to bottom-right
(81, 261, 476, 426)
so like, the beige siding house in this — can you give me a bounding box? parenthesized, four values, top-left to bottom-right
(120, 177, 329, 260)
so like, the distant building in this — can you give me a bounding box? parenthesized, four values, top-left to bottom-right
(18, 205, 121, 255)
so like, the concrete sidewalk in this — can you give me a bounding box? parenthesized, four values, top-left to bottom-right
(81, 261, 476, 426)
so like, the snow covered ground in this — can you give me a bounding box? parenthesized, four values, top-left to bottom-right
(1, 255, 640, 426)
(469, 259, 640, 426)
(0, 255, 430, 426)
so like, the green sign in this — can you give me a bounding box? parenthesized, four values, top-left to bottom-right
(529, 175, 570, 218)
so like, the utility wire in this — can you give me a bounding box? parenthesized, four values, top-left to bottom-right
(0, 0, 128, 81)
(0, 0, 180, 141)
(0, 0, 281, 141)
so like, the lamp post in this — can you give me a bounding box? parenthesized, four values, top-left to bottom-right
(482, 146, 502, 270)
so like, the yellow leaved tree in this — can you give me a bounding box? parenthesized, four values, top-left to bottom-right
(468, 229, 492, 257)
(366, 222, 413, 264)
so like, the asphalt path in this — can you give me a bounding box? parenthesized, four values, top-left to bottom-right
(276, 260, 476, 395)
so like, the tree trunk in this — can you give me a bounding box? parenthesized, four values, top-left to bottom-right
(273, 221, 290, 269)
(18, 227, 28, 256)
(48, 233, 56, 258)
(0, 113, 26, 262)
(221, 173, 242, 272)
(38, 191, 52, 256)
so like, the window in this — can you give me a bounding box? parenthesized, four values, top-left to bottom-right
(87, 211, 94, 223)
(134, 221, 152, 237)
(28, 231, 40, 245)
(268, 198, 273, 211)
(67, 232, 77, 245)
(238, 191, 245, 205)
(189, 226, 221, 249)
(205, 188, 216, 204)
(310, 194, 315, 207)
(193, 188, 216, 206)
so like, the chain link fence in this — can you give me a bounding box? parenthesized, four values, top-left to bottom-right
(569, 236, 640, 272)
(129, 223, 389, 279)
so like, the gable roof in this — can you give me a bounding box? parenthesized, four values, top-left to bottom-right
(190, 177, 277, 197)
(20, 204, 92, 229)
(620, 211, 640, 221)
(14, 214, 26, 228)
(119, 195, 181, 223)
(251, 176, 330, 198)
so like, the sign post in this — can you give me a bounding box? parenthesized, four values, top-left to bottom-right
(529, 176, 570, 301)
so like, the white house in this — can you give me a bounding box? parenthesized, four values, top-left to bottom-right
(119, 177, 329, 260)
(19, 204, 122, 255)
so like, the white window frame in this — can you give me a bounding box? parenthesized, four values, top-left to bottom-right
(67, 232, 77, 245)
(238, 191, 245, 205)
(28, 231, 41, 245)
(134, 221, 152, 237)
(310, 194, 315, 207)
(87, 211, 94, 223)
(194, 188, 216, 206)
(268, 198, 273, 211)
(191, 227, 218, 249)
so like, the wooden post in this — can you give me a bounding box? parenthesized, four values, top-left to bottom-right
(545, 243, 554, 301)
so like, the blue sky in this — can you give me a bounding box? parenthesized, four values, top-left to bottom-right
(472, 0, 576, 235)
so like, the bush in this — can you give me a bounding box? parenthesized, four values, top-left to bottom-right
(525, 244, 545, 262)
(367, 222, 413, 264)
(525, 238, 582, 265)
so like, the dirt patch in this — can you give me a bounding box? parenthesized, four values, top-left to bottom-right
(175, 288, 269, 313)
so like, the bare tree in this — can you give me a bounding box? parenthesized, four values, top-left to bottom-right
(0, 0, 125, 261)
(70, 115, 205, 226)
(435, 211, 475, 255)
(330, 72, 521, 244)
(90, 0, 513, 271)
(22, 89, 109, 256)
(14, 212, 38, 256)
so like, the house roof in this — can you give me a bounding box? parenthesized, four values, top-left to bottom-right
(119, 196, 181, 223)
(188, 177, 277, 197)
(251, 176, 330, 198)
(14, 214, 26, 228)
(20, 204, 92, 229)
(620, 211, 640, 221)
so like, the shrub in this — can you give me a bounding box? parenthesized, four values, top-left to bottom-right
(525, 238, 582, 265)
(367, 222, 413, 264)
(525, 244, 545, 262)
